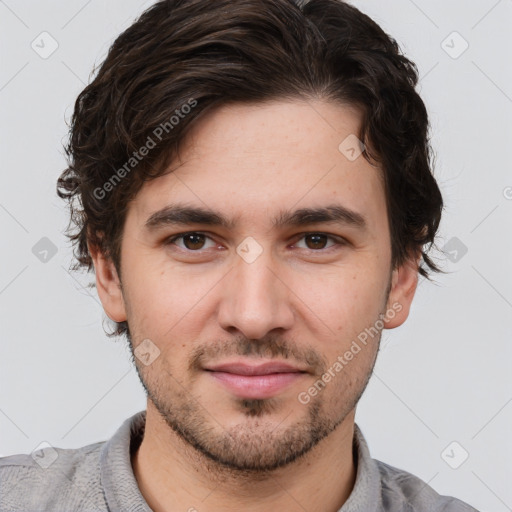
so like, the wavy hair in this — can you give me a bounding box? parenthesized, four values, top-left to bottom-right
(57, 0, 445, 338)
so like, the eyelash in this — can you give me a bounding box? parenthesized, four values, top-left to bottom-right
(165, 231, 346, 253)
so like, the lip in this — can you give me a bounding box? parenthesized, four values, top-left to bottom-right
(204, 360, 308, 375)
(204, 359, 308, 399)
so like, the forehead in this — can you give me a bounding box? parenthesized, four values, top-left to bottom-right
(127, 99, 387, 236)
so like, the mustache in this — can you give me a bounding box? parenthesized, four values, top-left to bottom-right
(188, 334, 328, 376)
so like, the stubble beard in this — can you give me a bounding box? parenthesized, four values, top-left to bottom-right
(130, 347, 376, 478)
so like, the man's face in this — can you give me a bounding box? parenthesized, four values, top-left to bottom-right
(93, 99, 417, 472)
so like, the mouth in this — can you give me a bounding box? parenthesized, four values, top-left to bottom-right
(203, 360, 309, 399)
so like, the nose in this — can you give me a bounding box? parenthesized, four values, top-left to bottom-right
(216, 245, 295, 340)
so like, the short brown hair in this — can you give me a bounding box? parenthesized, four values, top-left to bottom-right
(57, 0, 444, 337)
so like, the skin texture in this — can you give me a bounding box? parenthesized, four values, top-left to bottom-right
(90, 99, 420, 512)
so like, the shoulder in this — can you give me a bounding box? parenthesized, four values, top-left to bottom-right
(0, 441, 109, 511)
(375, 459, 479, 512)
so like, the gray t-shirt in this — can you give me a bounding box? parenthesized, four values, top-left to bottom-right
(0, 410, 479, 511)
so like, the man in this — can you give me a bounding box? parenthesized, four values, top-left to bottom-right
(0, 0, 479, 510)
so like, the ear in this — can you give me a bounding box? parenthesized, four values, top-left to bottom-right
(383, 249, 421, 329)
(88, 241, 127, 323)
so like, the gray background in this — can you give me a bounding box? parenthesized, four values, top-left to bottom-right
(1, 1, 511, 510)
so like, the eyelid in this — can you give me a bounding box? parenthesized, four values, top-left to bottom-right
(165, 231, 347, 252)
(290, 232, 346, 250)
(166, 231, 219, 251)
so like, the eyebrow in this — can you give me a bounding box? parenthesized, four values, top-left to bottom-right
(144, 203, 368, 232)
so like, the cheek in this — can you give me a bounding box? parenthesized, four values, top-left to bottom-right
(297, 267, 385, 333)
(124, 260, 218, 345)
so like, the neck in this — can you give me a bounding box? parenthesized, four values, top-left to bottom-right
(132, 401, 357, 512)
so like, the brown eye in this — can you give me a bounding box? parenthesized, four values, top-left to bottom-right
(167, 232, 216, 251)
(294, 233, 341, 251)
(305, 233, 328, 250)
(182, 233, 205, 250)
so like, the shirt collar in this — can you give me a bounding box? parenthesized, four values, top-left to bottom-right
(339, 422, 382, 511)
(100, 410, 151, 512)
